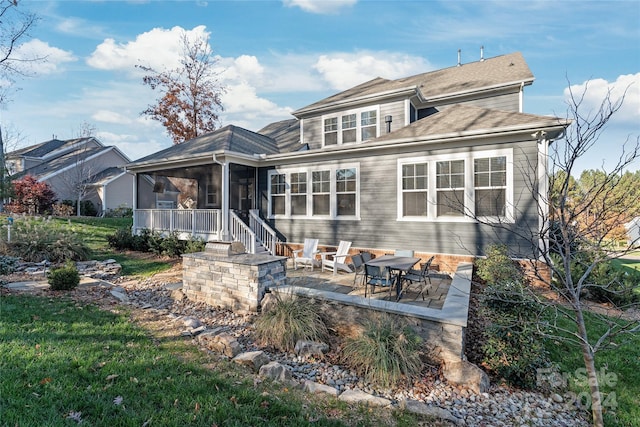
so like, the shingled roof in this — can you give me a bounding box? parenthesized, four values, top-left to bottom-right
(294, 52, 533, 116)
(15, 145, 115, 179)
(374, 104, 565, 143)
(132, 125, 280, 165)
(257, 119, 304, 153)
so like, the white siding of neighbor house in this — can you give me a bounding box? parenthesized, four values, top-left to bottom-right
(102, 173, 135, 212)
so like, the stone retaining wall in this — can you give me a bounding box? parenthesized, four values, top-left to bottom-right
(182, 252, 287, 313)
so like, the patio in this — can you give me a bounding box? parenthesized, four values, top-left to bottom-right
(284, 261, 451, 310)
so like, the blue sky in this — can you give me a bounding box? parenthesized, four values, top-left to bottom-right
(1, 0, 638, 173)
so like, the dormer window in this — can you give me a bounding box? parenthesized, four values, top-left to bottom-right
(324, 118, 338, 145)
(361, 110, 377, 141)
(322, 107, 379, 147)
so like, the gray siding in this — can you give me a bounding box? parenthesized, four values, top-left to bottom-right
(436, 92, 520, 112)
(258, 139, 540, 259)
(380, 100, 406, 134)
(302, 116, 323, 150)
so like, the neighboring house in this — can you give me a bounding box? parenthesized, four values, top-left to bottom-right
(625, 217, 640, 247)
(125, 52, 569, 265)
(6, 137, 147, 215)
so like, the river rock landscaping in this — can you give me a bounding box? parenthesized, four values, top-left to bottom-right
(2, 262, 590, 426)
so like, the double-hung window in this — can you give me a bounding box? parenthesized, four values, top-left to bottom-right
(205, 183, 218, 207)
(324, 117, 338, 145)
(268, 165, 359, 219)
(436, 160, 465, 217)
(402, 163, 428, 217)
(290, 172, 307, 216)
(312, 171, 331, 216)
(360, 110, 377, 141)
(336, 168, 357, 216)
(398, 149, 513, 222)
(342, 114, 357, 143)
(269, 173, 286, 216)
(474, 156, 507, 217)
(322, 107, 378, 146)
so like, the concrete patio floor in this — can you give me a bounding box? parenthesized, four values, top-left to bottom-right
(284, 260, 452, 310)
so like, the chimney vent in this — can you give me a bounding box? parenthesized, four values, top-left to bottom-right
(457, 49, 461, 67)
(480, 45, 485, 61)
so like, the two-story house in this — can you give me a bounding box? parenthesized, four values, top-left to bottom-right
(6, 137, 145, 215)
(125, 52, 569, 268)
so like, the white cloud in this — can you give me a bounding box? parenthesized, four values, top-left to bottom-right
(283, 0, 356, 14)
(221, 82, 293, 129)
(13, 39, 76, 75)
(87, 25, 210, 73)
(92, 110, 133, 125)
(313, 52, 433, 90)
(565, 73, 640, 125)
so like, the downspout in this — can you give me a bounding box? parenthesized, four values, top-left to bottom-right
(519, 82, 525, 113)
(536, 130, 550, 260)
(213, 153, 231, 241)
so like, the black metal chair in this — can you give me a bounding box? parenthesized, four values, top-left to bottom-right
(401, 256, 435, 300)
(364, 263, 397, 299)
(351, 253, 365, 287)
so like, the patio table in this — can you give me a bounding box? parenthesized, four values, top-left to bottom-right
(365, 255, 419, 300)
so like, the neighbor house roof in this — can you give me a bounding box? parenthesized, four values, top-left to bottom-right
(294, 52, 534, 116)
(16, 145, 116, 180)
(86, 166, 126, 186)
(131, 124, 281, 165)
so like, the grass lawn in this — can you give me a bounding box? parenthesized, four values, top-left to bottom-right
(544, 310, 640, 427)
(0, 293, 418, 427)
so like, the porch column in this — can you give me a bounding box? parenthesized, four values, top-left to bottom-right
(220, 161, 232, 241)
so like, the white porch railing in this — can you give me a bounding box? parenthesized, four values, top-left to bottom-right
(230, 211, 256, 254)
(249, 209, 280, 255)
(133, 209, 222, 240)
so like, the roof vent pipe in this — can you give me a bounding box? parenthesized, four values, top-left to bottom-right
(480, 45, 485, 61)
(457, 49, 461, 66)
(385, 115, 393, 133)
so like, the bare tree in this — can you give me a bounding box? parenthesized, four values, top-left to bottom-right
(469, 83, 639, 427)
(56, 126, 100, 217)
(138, 31, 224, 144)
(0, 0, 41, 105)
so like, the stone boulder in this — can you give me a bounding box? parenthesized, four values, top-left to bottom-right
(302, 380, 338, 397)
(232, 351, 270, 372)
(338, 389, 391, 407)
(198, 331, 241, 357)
(294, 340, 329, 358)
(443, 360, 490, 394)
(400, 399, 465, 425)
(258, 361, 292, 383)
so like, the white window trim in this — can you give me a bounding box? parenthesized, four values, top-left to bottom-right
(205, 183, 218, 207)
(267, 163, 360, 220)
(321, 106, 380, 147)
(397, 148, 514, 223)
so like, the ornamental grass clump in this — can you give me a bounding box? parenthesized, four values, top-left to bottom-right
(342, 315, 422, 388)
(2, 218, 91, 263)
(253, 295, 328, 352)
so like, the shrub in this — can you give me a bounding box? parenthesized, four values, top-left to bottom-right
(5, 176, 56, 214)
(0, 256, 20, 275)
(48, 263, 80, 291)
(254, 295, 328, 352)
(52, 203, 74, 217)
(3, 218, 91, 263)
(183, 236, 205, 254)
(160, 231, 185, 257)
(107, 228, 134, 250)
(62, 200, 98, 217)
(342, 315, 422, 388)
(104, 205, 133, 218)
(476, 244, 549, 389)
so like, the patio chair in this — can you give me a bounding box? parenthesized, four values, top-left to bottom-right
(401, 256, 435, 300)
(292, 238, 320, 271)
(364, 264, 397, 299)
(351, 253, 365, 287)
(321, 240, 353, 274)
(394, 249, 414, 257)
